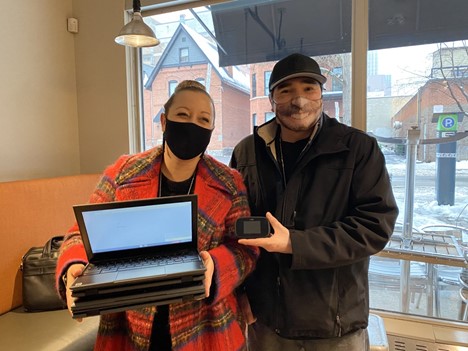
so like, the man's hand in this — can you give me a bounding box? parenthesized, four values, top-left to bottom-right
(199, 251, 214, 297)
(238, 212, 292, 253)
(64, 263, 85, 322)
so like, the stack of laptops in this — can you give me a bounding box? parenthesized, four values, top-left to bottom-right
(69, 194, 206, 319)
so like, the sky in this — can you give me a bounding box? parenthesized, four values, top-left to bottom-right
(376, 41, 467, 96)
(376, 44, 436, 96)
(377, 45, 436, 80)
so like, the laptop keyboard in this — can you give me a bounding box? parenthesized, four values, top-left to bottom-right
(84, 251, 200, 275)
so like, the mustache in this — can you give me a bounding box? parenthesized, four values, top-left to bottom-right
(290, 106, 312, 114)
(281, 100, 322, 115)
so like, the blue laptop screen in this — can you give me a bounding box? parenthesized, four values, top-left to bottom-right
(82, 201, 193, 254)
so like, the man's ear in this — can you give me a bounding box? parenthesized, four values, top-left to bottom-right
(161, 113, 166, 132)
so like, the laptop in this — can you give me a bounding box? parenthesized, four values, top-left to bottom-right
(69, 194, 206, 318)
(71, 280, 205, 318)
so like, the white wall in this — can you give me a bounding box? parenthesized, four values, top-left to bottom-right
(0, 1, 80, 181)
(72, 0, 130, 175)
(0, 0, 130, 182)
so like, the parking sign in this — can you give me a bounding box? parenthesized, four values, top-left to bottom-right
(437, 114, 458, 132)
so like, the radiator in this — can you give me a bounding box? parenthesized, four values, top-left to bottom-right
(388, 334, 468, 351)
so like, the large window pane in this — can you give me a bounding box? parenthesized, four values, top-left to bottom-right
(135, 0, 468, 323)
(367, 8, 468, 322)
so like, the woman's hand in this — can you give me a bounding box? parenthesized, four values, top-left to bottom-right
(199, 251, 214, 297)
(64, 263, 85, 322)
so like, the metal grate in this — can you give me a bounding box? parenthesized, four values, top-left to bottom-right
(388, 336, 468, 351)
(394, 340, 407, 351)
(388, 335, 434, 351)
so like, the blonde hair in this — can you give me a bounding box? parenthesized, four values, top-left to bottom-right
(174, 80, 206, 93)
(163, 80, 215, 121)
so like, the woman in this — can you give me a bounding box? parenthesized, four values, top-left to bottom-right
(56, 80, 259, 351)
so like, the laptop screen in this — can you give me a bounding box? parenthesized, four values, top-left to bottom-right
(73, 195, 198, 260)
(83, 201, 192, 253)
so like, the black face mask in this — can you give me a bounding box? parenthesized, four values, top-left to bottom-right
(163, 119, 213, 160)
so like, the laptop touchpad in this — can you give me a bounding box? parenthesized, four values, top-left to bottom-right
(116, 267, 166, 281)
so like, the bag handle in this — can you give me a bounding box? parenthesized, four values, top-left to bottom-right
(42, 236, 64, 258)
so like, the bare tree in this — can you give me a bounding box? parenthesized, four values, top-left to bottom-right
(316, 53, 352, 126)
(431, 42, 468, 117)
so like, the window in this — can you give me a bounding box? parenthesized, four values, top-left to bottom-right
(179, 48, 189, 63)
(264, 71, 271, 96)
(168, 80, 178, 97)
(331, 67, 343, 92)
(195, 78, 205, 86)
(132, 0, 468, 324)
(367, 41, 468, 320)
(252, 73, 256, 98)
(366, 15, 468, 322)
(265, 112, 275, 122)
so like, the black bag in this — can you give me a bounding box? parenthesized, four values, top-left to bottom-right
(20, 236, 67, 312)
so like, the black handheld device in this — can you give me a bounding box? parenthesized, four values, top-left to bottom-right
(235, 216, 270, 239)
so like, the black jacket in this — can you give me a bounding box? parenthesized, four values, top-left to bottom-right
(230, 114, 398, 339)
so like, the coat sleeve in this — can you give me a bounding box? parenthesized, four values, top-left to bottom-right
(206, 171, 260, 304)
(290, 134, 399, 269)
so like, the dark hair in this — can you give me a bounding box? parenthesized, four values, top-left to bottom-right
(163, 80, 215, 120)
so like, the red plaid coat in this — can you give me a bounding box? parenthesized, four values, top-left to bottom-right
(56, 147, 259, 351)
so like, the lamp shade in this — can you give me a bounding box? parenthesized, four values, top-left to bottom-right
(115, 11, 160, 48)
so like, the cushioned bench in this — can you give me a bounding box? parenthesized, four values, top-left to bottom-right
(0, 308, 99, 351)
(0, 174, 101, 350)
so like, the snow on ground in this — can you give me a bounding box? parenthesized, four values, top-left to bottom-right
(385, 158, 468, 241)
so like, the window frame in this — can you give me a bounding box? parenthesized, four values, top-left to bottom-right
(264, 71, 271, 96)
(168, 80, 178, 96)
(195, 77, 206, 86)
(265, 111, 275, 122)
(122, 0, 468, 324)
(179, 47, 189, 63)
(252, 73, 257, 98)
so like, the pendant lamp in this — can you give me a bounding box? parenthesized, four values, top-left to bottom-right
(115, 0, 160, 48)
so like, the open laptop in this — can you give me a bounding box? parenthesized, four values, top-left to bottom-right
(69, 194, 206, 317)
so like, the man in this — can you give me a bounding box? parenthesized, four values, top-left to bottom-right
(230, 53, 398, 350)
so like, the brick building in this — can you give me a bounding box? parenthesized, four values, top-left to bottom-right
(143, 24, 250, 156)
(392, 78, 468, 162)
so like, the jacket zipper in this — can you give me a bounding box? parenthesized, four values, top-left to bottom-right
(336, 315, 342, 337)
(275, 276, 281, 334)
